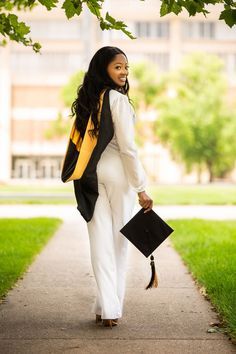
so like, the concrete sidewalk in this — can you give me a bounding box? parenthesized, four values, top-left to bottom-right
(0, 206, 235, 354)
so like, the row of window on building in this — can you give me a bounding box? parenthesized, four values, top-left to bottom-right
(135, 21, 218, 39)
(11, 153, 160, 181)
(12, 157, 62, 179)
(27, 19, 236, 40)
(10, 51, 236, 74)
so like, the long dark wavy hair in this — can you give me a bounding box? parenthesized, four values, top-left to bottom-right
(71, 46, 130, 138)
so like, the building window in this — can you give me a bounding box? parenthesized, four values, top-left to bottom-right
(135, 21, 169, 38)
(11, 52, 81, 74)
(26, 20, 81, 40)
(215, 22, 236, 40)
(199, 22, 215, 39)
(136, 22, 151, 37)
(12, 156, 61, 179)
(182, 21, 215, 39)
(12, 158, 36, 179)
(38, 159, 60, 179)
(155, 22, 170, 38)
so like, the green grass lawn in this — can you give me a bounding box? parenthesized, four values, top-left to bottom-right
(0, 218, 62, 299)
(0, 185, 73, 193)
(170, 219, 236, 339)
(148, 184, 236, 205)
(0, 184, 236, 205)
(0, 198, 74, 204)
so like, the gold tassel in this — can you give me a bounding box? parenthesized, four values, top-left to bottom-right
(145, 255, 158, 290)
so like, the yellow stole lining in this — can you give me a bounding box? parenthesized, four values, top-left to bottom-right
(62, 90, 106, 182)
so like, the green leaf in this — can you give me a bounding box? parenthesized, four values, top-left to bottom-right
(105, 12, 116, 25)
(86, 1, 101, 17)
(62, 0, 75, 19)
(33, 42, 42, 53)
(160, 0, 182, 16)
(121, 27, 136, 39)
(74, 0, 82, 16)
(219, 9, 236, 27)
(28, 0, 36, 5)
(223, 0, 234, 6)
(160, 2, 169, 16)
(38, 0, 58, 11)
(18, 21, 30, 36)
(0, 39, 7, 47)
(104, 12, 136, 39)
(8, 14, 18, 27)
(0, 1, 13, 11)
(62, 0, 82, 19)
(8, 14, 30, 36)
(185, 1, 198, 16)
(172, 3, 182, 15)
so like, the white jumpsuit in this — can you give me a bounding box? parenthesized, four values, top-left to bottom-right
(87, 89, 147, 320)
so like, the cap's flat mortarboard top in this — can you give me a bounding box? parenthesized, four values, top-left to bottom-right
(120, 208, 174, 258)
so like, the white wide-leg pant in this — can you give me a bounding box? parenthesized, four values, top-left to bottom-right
(87, 146, 136, 320)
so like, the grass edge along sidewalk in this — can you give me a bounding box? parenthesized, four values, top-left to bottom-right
(170, 218, 236, 341)
(0, 184, 236, 205)
(0, 217, 62, 299)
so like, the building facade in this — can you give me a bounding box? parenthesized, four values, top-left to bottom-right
(0, 0, 236, 183)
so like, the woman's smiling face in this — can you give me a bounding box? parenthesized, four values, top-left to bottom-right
(107, 54, 129, 87)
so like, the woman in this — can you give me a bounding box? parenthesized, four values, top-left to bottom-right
(68, 46, 153, 328)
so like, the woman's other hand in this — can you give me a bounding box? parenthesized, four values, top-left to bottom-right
(138, 191, 153, 213)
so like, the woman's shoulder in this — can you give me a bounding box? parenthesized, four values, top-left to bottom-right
(109, 89, 129, 108)
(108, 89, 136, 123)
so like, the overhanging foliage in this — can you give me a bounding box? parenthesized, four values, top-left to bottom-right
(0, 0, 235, 52)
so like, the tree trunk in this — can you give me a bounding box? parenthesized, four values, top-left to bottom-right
(197, 164, 202, 184)
(206, 161, 214, 183)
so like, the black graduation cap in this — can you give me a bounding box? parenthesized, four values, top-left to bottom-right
(120, 208, 174, 289)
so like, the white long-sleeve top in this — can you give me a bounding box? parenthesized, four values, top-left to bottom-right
(108, 89, 147, 193)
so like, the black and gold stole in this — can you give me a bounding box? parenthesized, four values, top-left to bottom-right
(61, 89, 114, 221)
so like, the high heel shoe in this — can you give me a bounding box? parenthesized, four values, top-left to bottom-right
(102, 319, 118, 328)
(95, 314, 102, 323)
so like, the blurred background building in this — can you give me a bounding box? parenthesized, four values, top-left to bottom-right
(0, 0, 236, 183)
